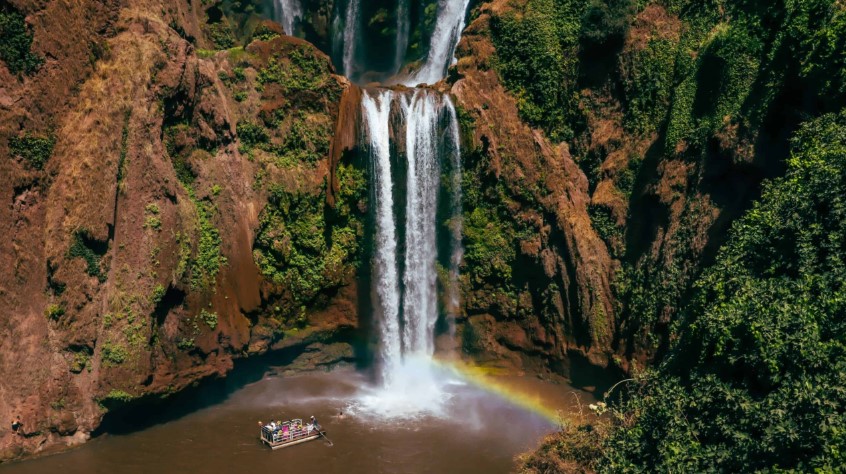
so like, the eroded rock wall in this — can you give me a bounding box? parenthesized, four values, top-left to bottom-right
(1, 0, 363, 461)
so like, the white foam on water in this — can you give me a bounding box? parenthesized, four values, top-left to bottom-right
(349, 357, 456, 421)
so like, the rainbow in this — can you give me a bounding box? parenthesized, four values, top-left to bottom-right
(430, 358, 587, 425)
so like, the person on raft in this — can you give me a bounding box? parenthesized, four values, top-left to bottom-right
(310, 416, 320, 430)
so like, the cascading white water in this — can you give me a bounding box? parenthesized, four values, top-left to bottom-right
(342, 0, 360, 78)
(361, 90, 403, 386)
(401, 90, 441, 357)
(274, 0, 303, 36)
(403, 0, 471, 86)
(356, 89, 464, 419)
(346, 0, 468, 420)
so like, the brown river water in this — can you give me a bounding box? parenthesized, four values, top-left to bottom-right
(1, 367, 599, 474)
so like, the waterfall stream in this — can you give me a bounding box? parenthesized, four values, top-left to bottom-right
(341, 0, 360, 78)
(403, 0, 471, 85)
(273, 0, 302, 36)
(357, 0, 466, 418)
(361, 90, 403, 386)
(276, 0, 469, 418)
(400, 90, 442, 358)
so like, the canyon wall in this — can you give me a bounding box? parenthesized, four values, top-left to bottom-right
(1, 0, 363, 460)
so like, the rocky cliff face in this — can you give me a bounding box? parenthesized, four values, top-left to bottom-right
(444, 1, 617, 376)
(1, 0, 363, 460)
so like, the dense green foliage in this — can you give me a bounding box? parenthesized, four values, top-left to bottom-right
(490, 0, 582, 142)
(459, 142, 552, 320)
(257, 46, 333, 94)
(199, 308, 218, 330)
(100, 342, 129, 367)
(189, 197, 226, 291)
(609, 0, 846, 347)
(206, 21, 236, 49)
(490, 0, 846, 470)
(0, 9, 43, 75)
(253, 163, 367, 313)
(598, 110, 846, 472)
(9, 133, 55, 170)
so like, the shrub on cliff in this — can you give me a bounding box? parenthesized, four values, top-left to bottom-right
(580, 0, 634, 50)
(9, 133, 55, 170)
(0, 8, 43, 75)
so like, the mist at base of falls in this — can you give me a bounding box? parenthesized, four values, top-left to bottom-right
(350, 357, 452, 420)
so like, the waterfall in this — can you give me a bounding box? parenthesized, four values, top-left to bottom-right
(348, 0, 468, 419)
(404, 0, 471, 86)
(394, 0, 411, 77)
(357, 89, 463, 417)
(361, 90, 403, 386)
(342, 0, 360, 78)
(443, 96, 463, 336)
(274, 0, 303, 36)
(401, 90, 441, 357)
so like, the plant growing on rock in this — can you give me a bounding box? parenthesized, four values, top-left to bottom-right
(0, 9, 43, 75)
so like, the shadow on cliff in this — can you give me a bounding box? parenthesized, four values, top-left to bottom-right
(94, 326, 360, 436)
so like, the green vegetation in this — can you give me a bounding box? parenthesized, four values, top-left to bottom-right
(144, 215, 161, 230)
(588, 205, 622, 255)
(251, 23, 280, 42)
(150, 284, 166, 305)
(9, 133, 55, 170)
(253, 162, 366, 313)
(487, 0, 846, 469)
(0, 9, 43, 75)
(206, 21, 235, 49)
(239, 111, 334, 167)
(189, 197, 225, 290)
(619, 36, 678, 133)
(490, 0, 582, 142)
(236, 121, 268, 148)
(531, 111, 846, 472)
(163, 123, 226, 291)
(44, 303, 65, 321)
(67, 230, 106, 282)
(580, 0, 634, 49)
(256, 46, 333, 94)
(143, 203, 161, 230)
(101, 390, 134, 405)
(176, 337, 195, 350)
(604, 110, 846, 472)
(100, 342, 129, 367)
(199, 308, 218, 330)
(607, 0, 846, 348)
(69, 352, 90, 374)
(459, 144, 543, 318)
(463, 207, 516, 283)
